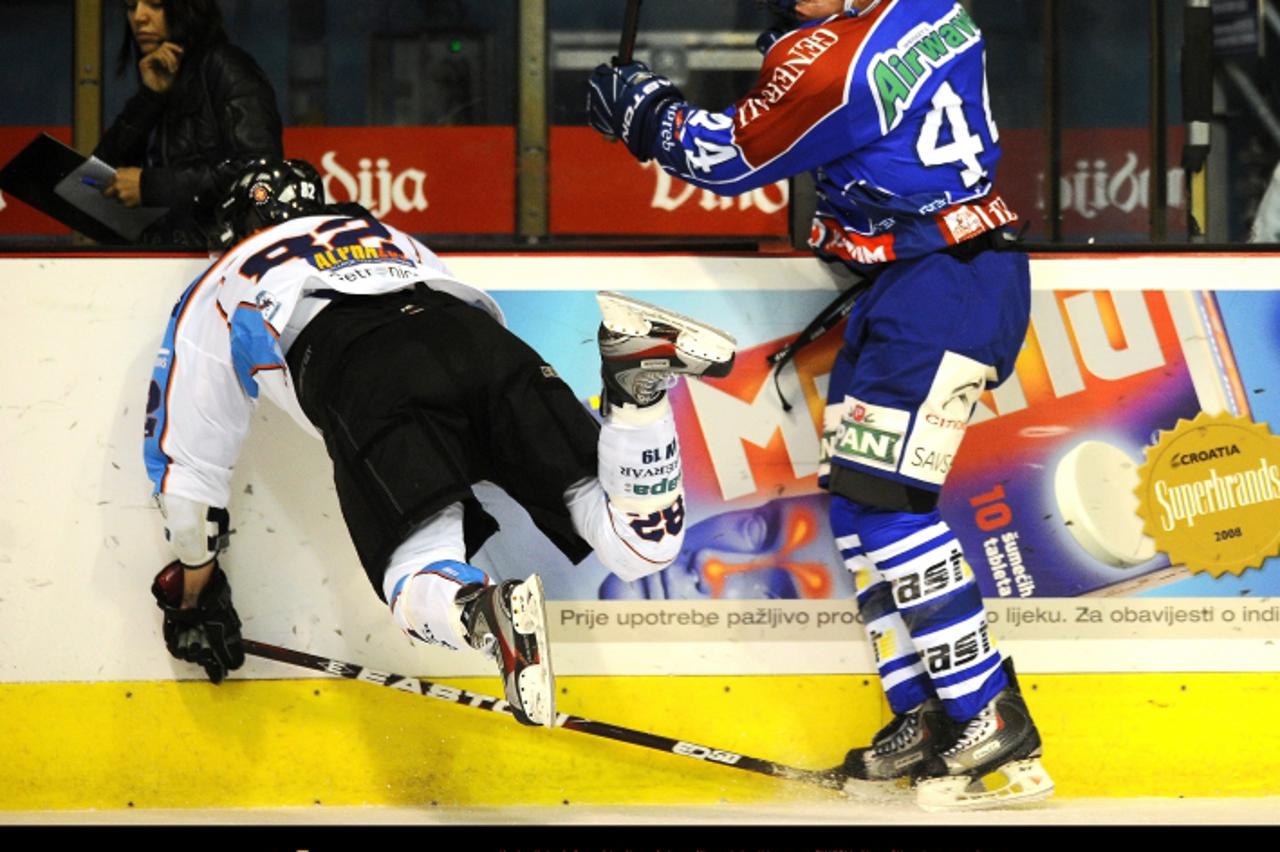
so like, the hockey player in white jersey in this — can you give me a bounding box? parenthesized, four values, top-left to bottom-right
(144, 158, 736, 727)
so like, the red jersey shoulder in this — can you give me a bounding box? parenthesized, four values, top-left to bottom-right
(732, 15, 882, 169)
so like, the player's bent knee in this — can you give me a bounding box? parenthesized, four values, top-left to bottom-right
(385, 559, 489, 650)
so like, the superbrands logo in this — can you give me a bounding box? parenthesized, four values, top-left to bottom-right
(1169, 443, 1241, 469)
(320, 151, 428, 219)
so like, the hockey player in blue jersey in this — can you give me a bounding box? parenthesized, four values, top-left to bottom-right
(587, 0, 1052, 810)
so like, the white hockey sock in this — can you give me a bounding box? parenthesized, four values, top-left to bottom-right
(382, 504, 489, 650)
(597, 396, 684, 514)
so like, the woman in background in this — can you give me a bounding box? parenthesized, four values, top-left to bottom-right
(94, 0, 283, 246)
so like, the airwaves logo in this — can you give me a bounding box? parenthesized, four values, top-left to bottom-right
(868, 4, 982, 133)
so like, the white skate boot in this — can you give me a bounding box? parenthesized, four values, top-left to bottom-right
(914, 658, 1055, 811)
(457, 575, 555, 727)
(839, 696, 951, 790)
(596, 290, 737, 413)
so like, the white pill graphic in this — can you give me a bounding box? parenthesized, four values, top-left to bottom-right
(1054, 440, 1157, 567)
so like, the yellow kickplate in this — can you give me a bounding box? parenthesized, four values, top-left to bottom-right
(0, 672, 1276, 809)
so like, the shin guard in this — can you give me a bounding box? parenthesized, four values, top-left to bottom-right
(832, 496, 1006, 721)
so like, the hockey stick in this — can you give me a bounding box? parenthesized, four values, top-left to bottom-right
(242, 637, 847, 792)
(600, 0, 645, 145)
(764, 274, 875, 412)
(614, 0, 644, 66)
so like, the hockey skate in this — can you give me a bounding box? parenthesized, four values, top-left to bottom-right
(457, 576, 555, 728)
(913, 658, 1055, 811)
(840, 696, 951, 792)
(596, 290, 736, 413)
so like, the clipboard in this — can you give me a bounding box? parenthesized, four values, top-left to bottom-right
(0, 132, 167, 244)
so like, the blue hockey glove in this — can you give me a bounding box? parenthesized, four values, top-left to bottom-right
(151, 559, 245, 684)
(587, 61, 684, 161)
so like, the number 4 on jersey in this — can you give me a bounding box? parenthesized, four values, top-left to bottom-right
(916, 81, 988, 188)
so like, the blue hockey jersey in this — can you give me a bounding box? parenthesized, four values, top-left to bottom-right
(644, 0, 1017, 264)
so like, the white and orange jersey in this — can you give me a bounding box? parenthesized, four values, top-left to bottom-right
(142, 212, 504, 508)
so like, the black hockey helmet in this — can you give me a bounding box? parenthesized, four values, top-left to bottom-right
(214, 158, 326, 247)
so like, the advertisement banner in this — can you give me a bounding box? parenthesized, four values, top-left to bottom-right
(999, 127, 1187, 241)
(0, 126, 514, 238)
(282, 126, 515, 235)
(469, 273, 1280, 672)
(1, 253, 1277, 679)
(1, 125, 1186, 242)
(549, 126, 791, 237)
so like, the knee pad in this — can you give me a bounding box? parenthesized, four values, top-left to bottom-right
(383, 505, 487, 649)
(385, 559, 490, 650)
(597, 396, 684, 513)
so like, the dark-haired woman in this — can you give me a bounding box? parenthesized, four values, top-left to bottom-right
(94, 0, 283, 246)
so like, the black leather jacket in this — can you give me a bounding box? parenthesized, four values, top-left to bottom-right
(94, 39, 283, 247)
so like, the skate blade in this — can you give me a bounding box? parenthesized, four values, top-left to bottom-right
(509, 575, 556, 728)
(840, 775, 915, 803)
(915, 758, 1055, 812)
(515, 662, 555, 728)
(597, 290, 737, 367)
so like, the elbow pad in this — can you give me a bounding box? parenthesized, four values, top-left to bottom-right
(157, 494, 232, 566)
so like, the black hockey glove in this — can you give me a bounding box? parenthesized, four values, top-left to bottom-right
(151, 560, 245, 685)
(586, 60, 684, 161)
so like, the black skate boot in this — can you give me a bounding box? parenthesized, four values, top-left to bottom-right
(913, 658, 1055, 811)
(456, 576, 555, 728)
(840, 697, 951, 789)
(596, 290, 736, 414)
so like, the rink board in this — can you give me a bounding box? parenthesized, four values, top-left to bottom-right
(1, 252, 1279, 808)
(1, 672, 1279, 808)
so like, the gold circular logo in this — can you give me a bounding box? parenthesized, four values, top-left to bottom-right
(1135, 411, 1280, 577)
